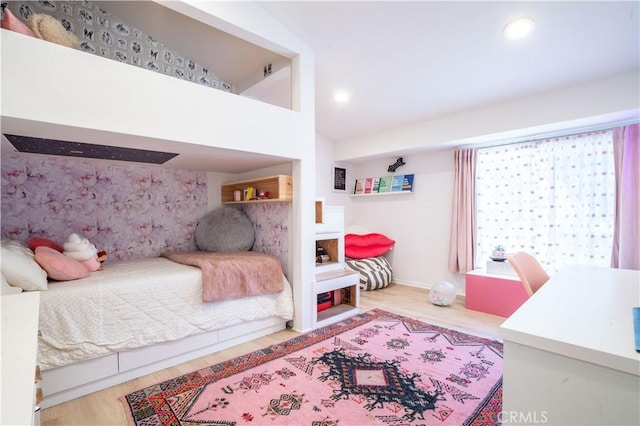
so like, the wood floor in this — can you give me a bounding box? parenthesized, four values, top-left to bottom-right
(40, 283, 506, 425)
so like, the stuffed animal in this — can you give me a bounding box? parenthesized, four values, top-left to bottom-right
(26, 13, 78, 48)
(62, 233, 101, 272)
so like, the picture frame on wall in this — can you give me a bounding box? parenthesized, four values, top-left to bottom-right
(332, 164, 347, 192)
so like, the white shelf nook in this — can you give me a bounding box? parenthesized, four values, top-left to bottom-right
(313, 202, 360, 328)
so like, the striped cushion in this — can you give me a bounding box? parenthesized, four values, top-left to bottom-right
(345, 256, 392, 291)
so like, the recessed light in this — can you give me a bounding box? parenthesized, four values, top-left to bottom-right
(503, 17, 535, 40)
(334, 90, 350, 103)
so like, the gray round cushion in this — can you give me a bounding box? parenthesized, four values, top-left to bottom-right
(195, 206, 255, 252)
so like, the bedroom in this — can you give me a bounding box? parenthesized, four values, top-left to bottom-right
(1, 0, 638, 425)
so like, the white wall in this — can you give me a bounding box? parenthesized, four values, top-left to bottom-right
(315, 133, 351, 221)
(314, 139, 463, 291)
(347, 150, 464, 292)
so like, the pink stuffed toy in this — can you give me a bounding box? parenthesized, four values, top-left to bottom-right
(62, 233, 101, 272)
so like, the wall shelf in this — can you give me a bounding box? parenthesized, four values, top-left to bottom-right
(350, 191, 413, 197)
(221, 175, 292, 204)
(352, 173, 414, 196)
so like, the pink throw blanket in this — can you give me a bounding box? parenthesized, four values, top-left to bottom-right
(162, 251, 284, 302)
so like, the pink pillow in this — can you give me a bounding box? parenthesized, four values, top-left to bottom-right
(1, 8, 36, 37)
(345, 233, 395, 259)
(28, 237, 64, 253)
(34, 246, 89, 281)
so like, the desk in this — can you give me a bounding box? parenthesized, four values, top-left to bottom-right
(500, 266, 640, 425)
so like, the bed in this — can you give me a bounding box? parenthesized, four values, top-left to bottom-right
(38, 256, 294, 408)
(1, 3, 307, 408)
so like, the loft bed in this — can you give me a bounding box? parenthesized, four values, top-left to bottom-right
(37, 256, 293, 408)
(0, 2, 299, 171)
(1, 1, 312, 408)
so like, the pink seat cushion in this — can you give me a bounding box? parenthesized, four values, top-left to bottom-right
(1, 8, 36, 37)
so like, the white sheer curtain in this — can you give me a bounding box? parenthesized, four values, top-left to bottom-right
(475, 130, 616, 273)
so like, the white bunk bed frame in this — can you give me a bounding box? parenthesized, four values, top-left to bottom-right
(41, 315, 287, 408)
(1, 1, 315, 407)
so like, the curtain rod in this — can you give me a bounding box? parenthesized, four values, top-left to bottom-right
(460, 117, 639, 150)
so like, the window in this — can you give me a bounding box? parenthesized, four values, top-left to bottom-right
(475, 130, 616, 273)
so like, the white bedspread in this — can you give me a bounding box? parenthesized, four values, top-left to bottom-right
(38, 257, 294, 370)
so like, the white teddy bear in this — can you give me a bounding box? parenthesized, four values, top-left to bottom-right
(63, 233, 101, 272)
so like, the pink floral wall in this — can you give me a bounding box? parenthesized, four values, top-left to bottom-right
(1, 153, 206, 261)
(243, 203, 291, 277)
(1, 153, 292, 275)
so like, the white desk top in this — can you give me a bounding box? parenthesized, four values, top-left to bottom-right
(500, 265, 640, 376)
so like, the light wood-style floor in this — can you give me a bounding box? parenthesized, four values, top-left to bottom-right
(41, 283, 506, 425)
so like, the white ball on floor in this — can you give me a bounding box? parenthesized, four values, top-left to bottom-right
(429, 281, 457, 306)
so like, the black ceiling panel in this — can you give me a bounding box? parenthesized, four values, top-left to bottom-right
(4, 134, 179, 164)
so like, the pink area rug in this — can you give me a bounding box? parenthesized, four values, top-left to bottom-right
(122, 309, 503, 425)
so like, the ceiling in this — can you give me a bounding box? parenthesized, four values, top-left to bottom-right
(259, 1, 640, 143)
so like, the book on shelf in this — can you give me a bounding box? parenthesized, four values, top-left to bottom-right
(354, 179, 364, 194)
(317, 291, 333, 303)
(333, 289, 343, 305)
(371, 177, 380, 193)
(378, 176, 392, 193)
(402, 174, 414, 191)
(363, 177, 373, 194)
(391, 175, 403, 192)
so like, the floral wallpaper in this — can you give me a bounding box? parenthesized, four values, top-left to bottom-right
(243, 203, 291, 279)
(1, 152, 292, 275)
(1, 153, 207, 261)
(3, 0, 232, 92)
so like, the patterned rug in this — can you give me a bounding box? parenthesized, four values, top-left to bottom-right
(122, 309, 503, 426)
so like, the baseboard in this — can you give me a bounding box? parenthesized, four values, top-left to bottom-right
(41, 319, 287, 408)
(391, 279, 466, 296)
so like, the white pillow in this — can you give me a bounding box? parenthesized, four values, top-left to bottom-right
(1, 240, 48, 291)
(1, 273, 23, 295)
